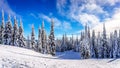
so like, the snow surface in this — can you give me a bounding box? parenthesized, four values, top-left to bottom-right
(0, 44, 120, 68)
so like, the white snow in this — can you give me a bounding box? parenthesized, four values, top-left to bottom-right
(0, 44, 120, 68)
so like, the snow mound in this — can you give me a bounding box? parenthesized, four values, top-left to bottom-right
(0, 44, 120, 68)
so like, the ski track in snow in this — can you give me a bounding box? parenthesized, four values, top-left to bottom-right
(0, 45, 120, 68)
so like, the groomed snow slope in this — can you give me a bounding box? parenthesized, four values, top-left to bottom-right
(0, 45, 120, 68)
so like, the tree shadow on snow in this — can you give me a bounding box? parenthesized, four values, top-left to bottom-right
(55, 51, 81, 60)
(8, 50, 81, 60)
(107, 58, 117, 63)
(7, 50, 57, 59)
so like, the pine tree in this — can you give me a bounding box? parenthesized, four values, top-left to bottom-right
(113, 30, 118, 58)
(96, 32, 102, 58)
(74, 35, 80, 52)
(69, 34, 74, 50)
(18, 19, 26, 47)
(109, 33, 114, 58)
(12, 16, 19, 46)
(27, 35, 30, 49)
(71, 34, 74, 50)
(92, 30, 99, 58)
(101, 23, 108, 58)
(55, 38, 61, 52)
(44, 31, 48, 53)
(61, 34, 66, 52)
(31, 24, 36, 49)
(0, 10, 5, 44)
(49, 19, 56, 56)
(4, 14, 12, 45)
(91, 30, 95, 58)
(80, 31, 85, 59)
(41, 21, 46, 53)
(80, 24, 90, 59)
(37, 26, 42, 52)
(118, 30, 120, 57)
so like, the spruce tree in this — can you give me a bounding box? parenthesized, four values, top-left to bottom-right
(101, 23, 108, 58)
(91, 30, 96, 58)
(74, 35, 79, 52)
(27, 35, 30, 49)
(113, 30, 118, 58)
(80, 24, 90, 59)
(0, 10, 5, 44)
(61, 34, 66, 52)
(49, 19, 56, 56)
(4, 14, 12, 45)
(31, 24, 36, 49)
(41, 21, 46, 53)
(12, 16, 19, 46)
(18, 19, 26, 47)
(109, 33, 114, 58)
(118, 30, 120, 57)
(37, 26, 42, 52)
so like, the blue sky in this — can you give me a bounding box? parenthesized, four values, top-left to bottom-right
(0, 0, 120, 39)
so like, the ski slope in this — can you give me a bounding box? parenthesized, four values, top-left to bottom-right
(0, 44, 120, 68)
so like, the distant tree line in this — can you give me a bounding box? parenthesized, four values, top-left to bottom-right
(56, 23, 120, 59)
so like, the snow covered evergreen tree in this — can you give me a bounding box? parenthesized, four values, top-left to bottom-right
(80, 24, 91, 59)
(44, 31, 48, 54)
(69, 34, 74, 50)
(101, 23, 108, 58)
(31, 24, 36, 49)
(118, 30, 120, 57)
(18, 19, 26, 47)
(0, 10, 5, 44)
(4, 14, 12, 45)
(12, 16, 19, 46)
(91, 30, 96, 58)
(56, 38, 61, 52)
(41, 21, 46, 53)
(109, 33, 114, 58)
(96, 32, 102, 58)
(37, 26, 42, 52)
(49, 19, 56, 56)
(92, 30, 99, 58)
(27, 35, 30, 49)
(74, 35, 80, 52)
(113, 30, 118, 58)
(61, 34, 66, 52)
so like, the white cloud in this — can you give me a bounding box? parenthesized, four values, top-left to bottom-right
(56, 0, 109, 27)
(39, 14, 72, 30)
(56, 0, 67, 15)
(63, 21, 72, 30)
(56, 0, 120, 34)
(30, 13, 38, 19)
(0, 0, 19, 17)
(76, 13, 100, 27)
(96, 0, 120, 6)
(92, 8, 120, 34)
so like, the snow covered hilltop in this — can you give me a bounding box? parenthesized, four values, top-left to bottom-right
(0, 9, 120, 59)
(0, 45, 120, 68)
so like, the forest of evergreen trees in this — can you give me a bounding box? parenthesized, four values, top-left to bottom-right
(0, 10, 120, 59)
(0, 10, 56, 56)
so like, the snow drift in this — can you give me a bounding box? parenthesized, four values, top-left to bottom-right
(0, 44, 120, 68)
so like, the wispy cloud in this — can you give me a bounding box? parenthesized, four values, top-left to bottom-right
(39, 14, 72, 30)
(0, 0, 20, 17)
(92, 8, 120, 34)
(29, 13, 38, 19)
(56, 0, 120, 33)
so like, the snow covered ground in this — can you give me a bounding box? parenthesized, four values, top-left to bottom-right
(0, 44, 120, 68)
